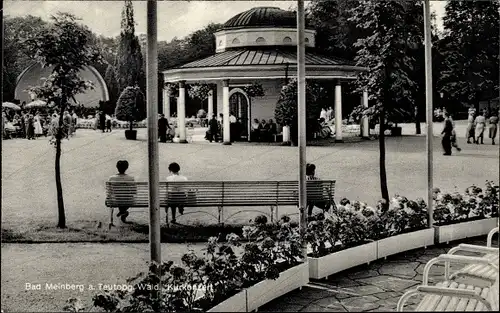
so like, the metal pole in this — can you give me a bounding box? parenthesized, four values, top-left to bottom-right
(297, 0, 307, 262)
(423, 0, 434, 228)
(147, 0, 161, 278)
(497, 0, 500, 228)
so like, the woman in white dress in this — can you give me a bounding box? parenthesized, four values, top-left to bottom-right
(474, 111, 486, 145)
(33, 113, 43, 137)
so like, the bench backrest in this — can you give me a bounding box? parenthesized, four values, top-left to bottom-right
(105, 180, 335, 207)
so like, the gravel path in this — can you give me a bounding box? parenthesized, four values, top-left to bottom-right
(2, 122, 498, 232)
(1, 242, 206, 312)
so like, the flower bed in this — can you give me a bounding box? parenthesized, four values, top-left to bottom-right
(65, 182, 498, 311)
(433, 181, 499, 243)
(67, 216, 306, 312)
(305, 196, 429, 279)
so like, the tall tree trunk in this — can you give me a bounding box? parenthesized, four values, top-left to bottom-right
(129, 119, 133, 131)
(379, 107, 389, 211)
(56, 97, 67, 228)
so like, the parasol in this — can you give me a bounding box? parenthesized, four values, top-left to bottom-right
(25, 99, 48, 109)
(2, 102, 21, 110)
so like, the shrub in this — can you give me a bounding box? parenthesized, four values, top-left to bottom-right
(114, 86, 146, 130)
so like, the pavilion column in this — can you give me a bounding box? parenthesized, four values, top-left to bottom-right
(207, 90, 214, 120)
(222, 79, 231, 145)
(362, 89, 369, 139)
(335, 80, 343, 142)
(163, 88, 171, 119)
(178, 80, 187, 143)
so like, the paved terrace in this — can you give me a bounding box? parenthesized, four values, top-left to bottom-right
(1, 236, 497, 312)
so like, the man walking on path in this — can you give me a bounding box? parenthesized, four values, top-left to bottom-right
(448, 114, 461, 152)
(488, 112, 498, 145)
(158, 114, 168, 143)
(441, 113, 453, 155)
(99, 110, 106, 133)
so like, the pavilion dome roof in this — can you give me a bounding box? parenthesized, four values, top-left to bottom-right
(223, 7, 306, 30)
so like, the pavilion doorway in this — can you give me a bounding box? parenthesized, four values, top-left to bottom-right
(229, 91, 249, 140)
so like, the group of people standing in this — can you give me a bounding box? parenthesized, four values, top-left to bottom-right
(465, 108, 498, 145)
(442, 107, 499, 155)
(2, 109, 78, 140)
(93, 111, 112, 133)
(319, 107, 335, 122)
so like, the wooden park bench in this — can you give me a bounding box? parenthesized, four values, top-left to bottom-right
(397, 253, 499, 311)
(105, 180, 336, 228)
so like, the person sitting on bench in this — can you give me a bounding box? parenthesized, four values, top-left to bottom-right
(166, 162, 188, 223)
(108, 160, 135, 223)
(306, 163, 330, 218)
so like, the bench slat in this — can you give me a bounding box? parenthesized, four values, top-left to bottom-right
(106, 180, 335, 209)
(416, 281, 449, 311)
(455, 285, 475, 311)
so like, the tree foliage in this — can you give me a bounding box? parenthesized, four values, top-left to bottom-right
(438, 0, 499, 109)
(104, 64, 119, 108)
(115, 86, 146, 127)
(3, 15, 47, 101)
(158, 23, 223, 70)
(115, 0, 145, 94)
(25, 12, 102, 228)
(349, 0, 423, 119)
(275, 79, 327, 127)
(348, 0, 423, 206)
(306, 0, 364, 61)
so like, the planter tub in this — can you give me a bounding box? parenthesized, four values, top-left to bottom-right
(308, 241, 377, 280)
(434, 217, 499, 244)
(207, 290, 247, 312)
(246, 262, 309, 312)
(377, 228, 435, 259)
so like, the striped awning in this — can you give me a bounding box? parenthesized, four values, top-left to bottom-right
(177, 48, 355, 69)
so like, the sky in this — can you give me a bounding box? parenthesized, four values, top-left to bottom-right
(4, 0, 447, 42)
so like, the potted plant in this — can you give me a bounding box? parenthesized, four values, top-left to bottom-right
(115, 85, 146, 140)
(433, 181, 499, 244)
(275, 79, 326, 146)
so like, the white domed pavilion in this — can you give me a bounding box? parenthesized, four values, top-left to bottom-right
(162, 6, 367, 144)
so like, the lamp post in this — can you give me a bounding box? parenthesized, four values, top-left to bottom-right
(423, 0, 434, 228)
(297, 0, 307, 262)
(146, 0, 161, 282)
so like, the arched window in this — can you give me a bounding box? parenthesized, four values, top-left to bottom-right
(283, 37, 292, 43)
(305, 37, 310, 43)
(232, 38, 240, 44)
(256, 37, 266, 44)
